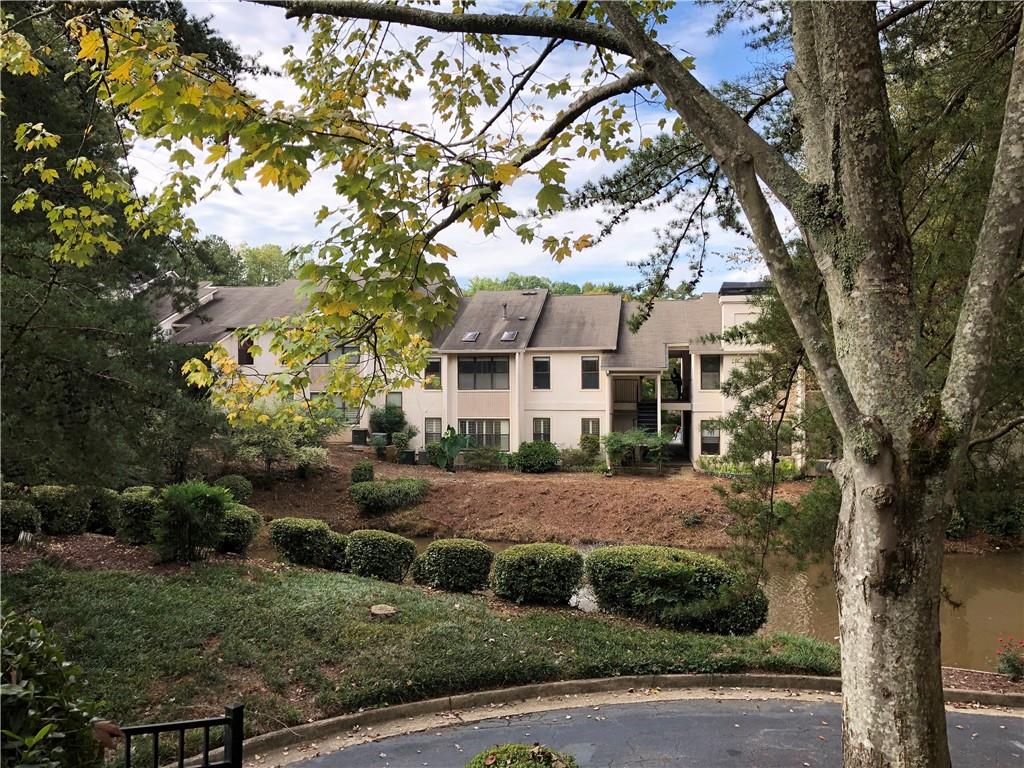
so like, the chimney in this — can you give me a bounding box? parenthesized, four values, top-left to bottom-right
(501, 302, 508, 320)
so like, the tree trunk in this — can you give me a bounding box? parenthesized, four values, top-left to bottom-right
(833, 454, 951, 768)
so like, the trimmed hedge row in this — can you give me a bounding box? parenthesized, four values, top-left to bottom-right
(585, 545, 768, 635)
(350, 478, 430, 515)
(214, 474, 254, 504)
(217, 505, 263, 555)
(412, 538, 493, 592)
(491, 543, 583, 605)
(350, 460, 374, 484)
(29, 486, 90, 535)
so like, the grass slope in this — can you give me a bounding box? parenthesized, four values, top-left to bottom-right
(4, 564, 839, 739)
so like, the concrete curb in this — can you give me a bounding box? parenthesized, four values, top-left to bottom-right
(187, 673, 1023, 765)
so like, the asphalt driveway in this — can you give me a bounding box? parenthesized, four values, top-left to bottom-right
(293, 699, 1024, 768)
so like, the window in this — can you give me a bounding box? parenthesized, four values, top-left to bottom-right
(458, 419, 510, 451)
(533, 418, 551, 442)
(581, 356, 600, 390)
(238, 337, 255, 365)
(700, 355, 721, 390)
(700, 421, 721, 455)
(461, 331, 480, 342)
(312, 393, 359, 423)
(424, 417, 442, 445)
(581, 418, 600, 436)
(500, 330, 518, 342)
(424, 357, 442, 390)
(313, 344, 359, 366)
(533, 356, 550, 390)
(457, 356, 509, 390)
(386, 392, 403, 408)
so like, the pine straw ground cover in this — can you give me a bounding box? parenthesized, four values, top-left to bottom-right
(4, 563, 838, 742)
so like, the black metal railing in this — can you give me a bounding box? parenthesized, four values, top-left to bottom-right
(122, 704, 243, 768)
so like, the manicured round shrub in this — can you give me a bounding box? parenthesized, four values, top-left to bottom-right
(85, 488, 120, 535)
(154, 482, 232, 562)
(324, 530, 350, 572)
(121, 485, 156, 495)
(268, 517, 333, 567)
(117, 488, 160, 545)
(351, 460, 374, 484)
(584, 545, 768, 635)
(512, 441, 560, 473)
(1, 500, 41, 544)
(412, 538, 493, 592)
(350, 478, 430, 515)
(490, 543, 583, 605)
(347, 529, 416, 582)
(214, 474, 254, 504)
(216, 504, 263, 555)
(29, 485, 90, 535)
(465, 744, 579, 768)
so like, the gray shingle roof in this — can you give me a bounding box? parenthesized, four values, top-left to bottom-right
(169, 280, 306, 344)
(436, 290, 548, 352)
(601, 294, 722, 371)
(528, 294, 622, 349)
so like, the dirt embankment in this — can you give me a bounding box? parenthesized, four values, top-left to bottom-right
(249, 446, 802, 548)
(249, 446, 1001, 553)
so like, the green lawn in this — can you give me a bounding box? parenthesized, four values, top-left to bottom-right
(4, 563, 839, 739)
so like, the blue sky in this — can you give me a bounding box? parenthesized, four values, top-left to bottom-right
(132, 2, 790, 292)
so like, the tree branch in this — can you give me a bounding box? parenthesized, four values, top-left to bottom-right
(726, 154, 862, 438)
(968, 414, 1024, 450)
(251, 0, 633, 56)
(941, 32, 1024, 432)
(601, 3, 808, 211)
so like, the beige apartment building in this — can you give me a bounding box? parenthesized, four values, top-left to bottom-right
(156, 280, 766, 464)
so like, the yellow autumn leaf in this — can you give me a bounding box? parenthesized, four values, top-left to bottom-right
(492, 162, 521, 185)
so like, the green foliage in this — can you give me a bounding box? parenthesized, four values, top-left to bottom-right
(84, 488, 120, 535)
(371, 434, 388, 459)
(579, 434, 601, 460)
(213, 475, 254, 504)
(324, 531, 350, 572)
(369, 405, 408, 437)
(959, 460, 1023, 542)
(210, 243, 297, 286)
(268, 517, 333, 567)
(465, 273, 691, 302)
(350, 478, 430, 515)
(558, 448, 602, 472)
(411, 539, 494, 592)
(391, 425, 419, 453)
(1, 500, 42, 544)
(433, 427, 470, 471)
(350, 460, 375, 484)
(116, 489, 160, 545)
(216, 505, 262, 556)
(154, 482, 231, 562)
(294, 446, 329, 477)
(346, 530, 416, 583)
(463, 447, 503, 471)
(996, 637, 1024, 682)
(490, 544, 583, 605)
(0, 602, 100, 768)
(425, 442, 447, 469)
(511, 441, 559, 473)
(682, 511, 704, 528)
(29, 486, 90, 536)
(464, 744, 579, 768)
(602, 429, 669, 468)
(226, 403, 336, 476)
(585, 545, 768, 635)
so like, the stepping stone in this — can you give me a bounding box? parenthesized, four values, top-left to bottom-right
(370, 604, 399, 618)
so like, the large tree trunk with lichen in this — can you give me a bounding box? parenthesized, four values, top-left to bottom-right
(833, 453, 951, 767)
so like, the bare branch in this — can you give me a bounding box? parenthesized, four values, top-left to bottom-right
(601, 3, 808, 211)
(969, 414, 1024, 450)
(250, 0, 633, 55)
(941, 33, 1024, 432)
(726, 154, 862, 438)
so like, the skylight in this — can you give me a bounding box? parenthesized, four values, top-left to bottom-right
(461, 331, 480, 342)
(500, 330, 518, 342)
